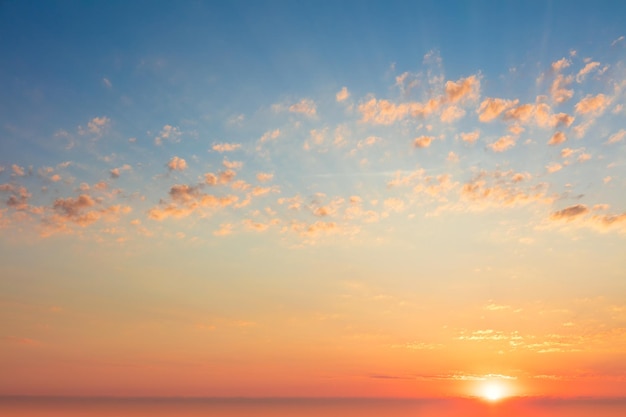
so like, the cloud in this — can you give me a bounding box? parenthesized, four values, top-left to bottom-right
(79, 116, 110, 136)
(550, 204, 590, 221)
(256, 172, 274, 183)
(550, 74, 574, 103)
(413, 136, 433, 148)
(440, 105, 466, 123)
(575, 94, 610, 115)
(258, 129, 281, 144)
(110, 164, 132, 179)
(222, 159, 243, 170)
(459, 130, 480, 144)
(551, 57, 571, 72)
(1, 183, 31, 210)
(444, 75, 480, 103)
(42, 194, 132, 235)
(288, 220, 340, 238)
(213, 223, 233, 236)
(212, 143, 242, 152)
(288, 98, 317, 116)
(205, 169, 237, 185)
(11, 164, 26, 177)
(488, 135, 516, 152)
(459, 170, 552, 210)
(102, 78, 112, 88)
(548, 131, 567, 146)
(576, 61, 600, 83)
(154, 124, 182, 146)
(612, 35, 625, 47)
(546, 163, 563, 173)
(478, 98, 518, 122)
(606, 129, 626, 145)
(148, 184, 238, 220)
(359, 98, 412, 125)
(336, 86, 350, 102)
(167, 156, 187, 171)
(358, 97, 439, 125)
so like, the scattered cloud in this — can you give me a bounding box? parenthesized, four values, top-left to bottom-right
(576, 61, 600, 83)
(413, 136, 433, 148)
(478, 98, 518, 122)
(575, 94, 610, 115)
(288, 98, 317, 117)
(606, 129, 626, 144)
(154, 125, 182, 146)
(459, 130, 480, 144)
(548, 131, 567, 146)
(212, 143, 242, 152)
(167, 156, 187, 171)
(336, 86, 350, 102)
(488, 135, 516, 152)
(79, 116, 110, 137)
(550, 204, 590, 221)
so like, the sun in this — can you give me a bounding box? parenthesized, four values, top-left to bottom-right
(480, 381, 508, 402)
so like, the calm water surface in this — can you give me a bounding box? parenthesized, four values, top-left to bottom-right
(1, 397, 625, 417)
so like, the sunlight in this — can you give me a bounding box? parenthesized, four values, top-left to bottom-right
(480, 381, 508, 402)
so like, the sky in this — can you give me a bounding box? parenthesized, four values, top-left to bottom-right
(1, 0, 626, 400)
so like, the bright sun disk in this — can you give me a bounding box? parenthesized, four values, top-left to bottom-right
(481, 382, 507, 402)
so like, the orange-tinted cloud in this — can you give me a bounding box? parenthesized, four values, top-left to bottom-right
(212, 143, 242, 152)
(550, 204, 589, 221)
(548, 131, 567, 146)
(440, 105, 466, 123)
(444, 75, 480, 103)
(167, 156, 187, 171)
(575, 94, 610, 115)
(488, 135, 516, 152)
(288, 99, 317, 117)
(478, 98, 518, 122)
(11, 164, 26, 177)
(336, 86, 350, 102)
(414, 136, 433, 148)
(154, 124, 182, 146)
(148, 184, 237, 220)
(576, 61, 600, 83)
(459, 131, 480, 144)
(606, 129, 626, 144)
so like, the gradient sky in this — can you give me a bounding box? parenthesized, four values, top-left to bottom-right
(1, 0, 626, 399)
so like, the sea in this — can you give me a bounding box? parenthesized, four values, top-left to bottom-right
(1, 397, 626, 417)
